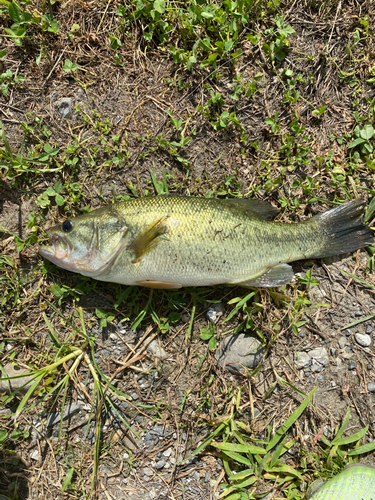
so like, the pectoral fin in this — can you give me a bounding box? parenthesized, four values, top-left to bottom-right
(235, 263, 294, 287)
(129, 216, 169, 263)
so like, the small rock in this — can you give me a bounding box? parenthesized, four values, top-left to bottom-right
(338, 337, 347, 349)
(253, 407, 261, 418)
(355, 333, 371, 347)
(46, 403, 81, 428)
(215, 334, 265, 374)
(130, 392, 139, 401)
(109, 333, 118, 341)
(348, 360, 357, 370)
(30, 449, 40, 461)
(163, 448, 172, 457)
(354, 310, 363, 317)
(0, 364, 41, 395)
(366, 324, 373, 334)
(181, 313, 190, 323)
(147, 339, 168, 359)
(143, 467, 153, 477)
(295, 352, 311, 369)
(207, 302, 225, 323)
(344, 329, 352, 337)
(367, 383, 375, 393)
(56, 97, 73, 119)
(330, 347, 337, 356)
(308, 347, 329, 366)
(154, 460, 166, 469)
(298, 329, 306, 338)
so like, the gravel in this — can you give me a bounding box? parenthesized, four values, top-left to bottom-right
(368, 383, 375, 393)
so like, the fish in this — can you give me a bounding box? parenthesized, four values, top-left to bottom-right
(39, 196, 374, 289)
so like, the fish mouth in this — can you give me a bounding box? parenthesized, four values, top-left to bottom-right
(39, 234, 70, 264)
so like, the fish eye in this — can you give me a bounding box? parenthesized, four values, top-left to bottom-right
(62, 220, 73, 233)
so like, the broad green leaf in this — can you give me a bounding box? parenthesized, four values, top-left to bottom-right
(0, 429, 8, 444)
(153, 0, 165, 13)
(55, 194, 65, 206)
(359, 124, 374, 140)
(61, 467, 75, 493)
(348, 137, 366, 149)
(8, 2, 20, 23)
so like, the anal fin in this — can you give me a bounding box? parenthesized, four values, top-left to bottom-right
(129, 216, 169, 263)
(235, 263, 294, 288)
(136, 280, 182, 289)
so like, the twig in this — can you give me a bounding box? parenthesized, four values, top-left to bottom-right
(327, 0, 342, 48)
(41, 48, 66, 88)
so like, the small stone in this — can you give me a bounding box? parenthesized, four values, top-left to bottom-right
(130, 392, 139, 401)
(215, 333, 265, 374)
(207, 302, 225, 323)
(181, 313, 190, 323)
(366, 324, 373, 334)
(30, 449, 40, 461)
(295, 352, 310, 369)
(367, 383, 375, 393)
(338, 337, 347, 349)
(308, 347, 329, 366)
(154, 460, 166, 469)
(348, 360, 357, 370)
(56, 97, 73, 119)
(330, 347, 337, 356)
(147, 339, 169, 359)
(355, 333, 371, 347)
(0, 364, 41, 394)
(143, 467, 153, 477)
(298, 329, 306, 338)
(354, 310, 363, 317)
(109, 333, 118, 341)
(344, 329, 352, 337)
(163, 448, 172, 457)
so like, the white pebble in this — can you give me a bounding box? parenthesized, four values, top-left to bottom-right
(355, 333, 371, 347)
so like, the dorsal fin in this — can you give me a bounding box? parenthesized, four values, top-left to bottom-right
(221, 198, 279, 220)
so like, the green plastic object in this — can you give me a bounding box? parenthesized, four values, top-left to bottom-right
(307, 464, 375, 500)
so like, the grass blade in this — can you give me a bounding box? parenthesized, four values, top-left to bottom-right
(332, 426, 368, 446)
(266, 386, 317, 451)
(331, 406, 350, 444)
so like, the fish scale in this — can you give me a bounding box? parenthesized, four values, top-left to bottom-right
(39, 196, 374, 288)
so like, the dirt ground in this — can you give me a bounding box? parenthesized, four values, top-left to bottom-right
(1, 0, 375, 499)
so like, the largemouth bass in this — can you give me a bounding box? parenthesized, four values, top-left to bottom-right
(39, 197, 374, 289)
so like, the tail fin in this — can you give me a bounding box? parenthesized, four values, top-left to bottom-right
(312, 198, 374, 258)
